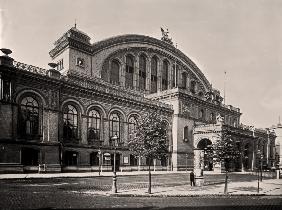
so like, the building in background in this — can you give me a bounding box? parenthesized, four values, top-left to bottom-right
(0, 26, 277, 173)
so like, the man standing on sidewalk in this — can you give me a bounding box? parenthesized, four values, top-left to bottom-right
(190, 170, 195, 186)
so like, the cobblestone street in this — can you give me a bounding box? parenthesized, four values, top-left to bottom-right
(0, 173, 281, 209)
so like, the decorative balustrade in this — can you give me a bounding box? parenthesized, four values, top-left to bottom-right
(12, 61, 173, 111)
(194, 124, 222, 133)
(13, 61, 48, 76)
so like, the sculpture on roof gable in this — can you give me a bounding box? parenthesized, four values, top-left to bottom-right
(160, 27, 173, 45)
(216, 114, 224, 125)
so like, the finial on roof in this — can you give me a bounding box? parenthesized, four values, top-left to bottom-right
(74, 19, 77, 28)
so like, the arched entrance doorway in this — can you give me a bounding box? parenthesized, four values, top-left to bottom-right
(197, 138, 213, 171)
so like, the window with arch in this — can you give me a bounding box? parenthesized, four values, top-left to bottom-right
(182, 72, 187, 89)
(125, 55, 134, 88)
(162, 60, 169, 90)
(88, 109, 101, 142)
(110, 60, 120, 85)
(128, 116, 137, 140)
(139, 54, 146, 90)
(151, 56, 158, 93)
(109, 113, 120, 142)
(199, 109, 204, 120)
(0, 74, 12, 102)
(63, 104, 78, 140)
(190, 80, 196, 94)
(183, 126, 189, 141)
(19, 96, 40, 137)
(210, 112, 215, 123)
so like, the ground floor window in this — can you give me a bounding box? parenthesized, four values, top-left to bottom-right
(161, 157, 167, 167)
(90, 152, 99, 166)
(64, 151, 78, 166)
(21, 148, 39, 166)
(130, 155, 138, 166)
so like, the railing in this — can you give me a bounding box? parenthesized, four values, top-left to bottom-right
(13, 61, 48, 76)
(12, 61, 173, 110)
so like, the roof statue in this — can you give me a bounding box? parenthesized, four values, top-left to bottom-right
(160, 27, 173, 45)
(216, 114, 224, 125)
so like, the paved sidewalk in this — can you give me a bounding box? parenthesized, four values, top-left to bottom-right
(82, 178, 282, 197)
(0, 170, 188, 179)
(1, 171, 281, 197)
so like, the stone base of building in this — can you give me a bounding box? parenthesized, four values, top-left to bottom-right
(0, 164, 24, 173)
(195, 176, 204, 186)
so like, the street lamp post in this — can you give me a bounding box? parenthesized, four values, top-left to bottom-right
(98, 148, 101, 176)
(257, 149, 263, 193)
(111, 134, 118, 193)
(186, 154, 188, 172)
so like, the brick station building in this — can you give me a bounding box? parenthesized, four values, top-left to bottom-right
(0, 26, 277, 173)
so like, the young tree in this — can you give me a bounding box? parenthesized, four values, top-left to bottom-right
(128, 111, 169, 194)
(212, 131, 241, 194)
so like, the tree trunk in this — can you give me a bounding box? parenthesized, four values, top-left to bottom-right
(148, 159, 152, 194)
(224, 170, 228, 194)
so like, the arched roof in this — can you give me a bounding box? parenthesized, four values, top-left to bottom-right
(92, 34, 212, 91)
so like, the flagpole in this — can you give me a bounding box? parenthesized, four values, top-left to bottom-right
(224, 71, 226, 105)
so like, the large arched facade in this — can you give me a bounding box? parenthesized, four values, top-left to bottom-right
(0, 26, 277, 173)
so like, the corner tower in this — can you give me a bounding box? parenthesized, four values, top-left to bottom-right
(49, 26, 92, 76)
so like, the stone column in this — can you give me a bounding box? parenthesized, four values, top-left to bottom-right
(123, 122, 128, 146)
(168, 63, 172, 89)
(194, 149, 204, 186)
(134, 57, 139, 90)
(81, 115, 88, 144)
(120, 61, 126, 87)
(157, 60, 162, 92)
(146, 58, 151, 93)
(104, 119, 109, 146)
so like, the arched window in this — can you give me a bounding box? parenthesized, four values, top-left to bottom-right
(19, 96, 40, 137)
(109, 113, 120, 142)
(151, 56, 158, 93)
(199, 109, 204, 120)
(0, 74, 12, 102)
(210, 112, 215, 123)
(88, 109, 101, 142)
(182, 72, 187, 89)
(125, 55, 134, 88)
(110, 60, 120, 85)
(128, 116, 137, 140)
(190, 81, 196, 94)
(63, 104, 78, 140)
(183, 126, 189, 141)
(162, 60, 169, 90)
(139, 55, 146, 90)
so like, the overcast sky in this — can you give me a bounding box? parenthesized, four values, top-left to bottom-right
(1, 0, 281, 128)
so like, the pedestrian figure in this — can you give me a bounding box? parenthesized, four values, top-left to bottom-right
(190, 170, 195, 186)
